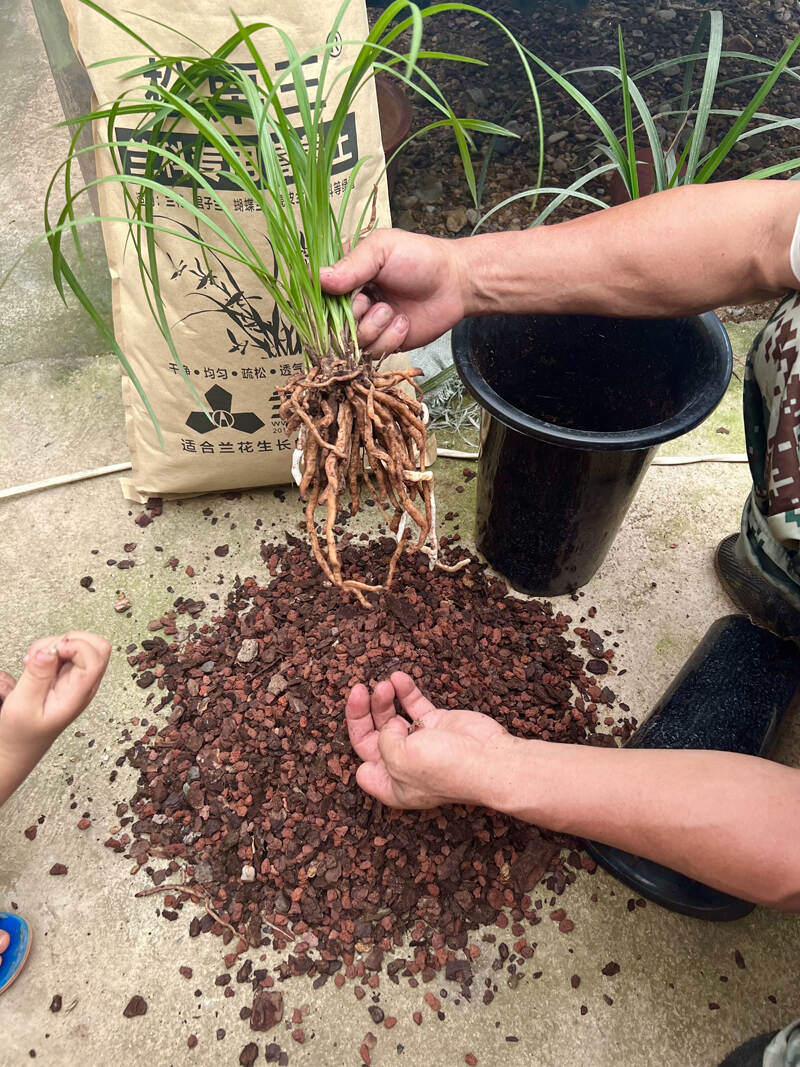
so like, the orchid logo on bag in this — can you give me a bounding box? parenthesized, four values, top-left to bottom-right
(186, 385, 265, 435)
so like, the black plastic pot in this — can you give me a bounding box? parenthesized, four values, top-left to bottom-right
(452, 312, 733, 595)
(585, 615, 800, 920)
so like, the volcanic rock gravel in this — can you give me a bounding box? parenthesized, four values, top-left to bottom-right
(118, 533, 633, 991)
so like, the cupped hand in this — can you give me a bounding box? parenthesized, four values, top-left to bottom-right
(0, 632, 111, 752)
(345, 671, 508, 809)
(319, 229, 468, 355)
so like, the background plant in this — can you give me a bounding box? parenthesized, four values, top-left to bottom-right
(475, 10, 800, 231)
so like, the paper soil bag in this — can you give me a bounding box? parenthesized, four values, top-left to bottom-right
(61, 0, 392, 501)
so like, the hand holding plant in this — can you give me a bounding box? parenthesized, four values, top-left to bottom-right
(46, 0, 540, 600)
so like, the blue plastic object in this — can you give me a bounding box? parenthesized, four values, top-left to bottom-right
(0, 913, 31, 993)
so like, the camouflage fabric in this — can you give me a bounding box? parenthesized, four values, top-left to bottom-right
(763, 1019, 800, 1067)
(741, 289, 800, 608)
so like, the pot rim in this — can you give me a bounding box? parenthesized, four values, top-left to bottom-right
(451, 311, 733, 452)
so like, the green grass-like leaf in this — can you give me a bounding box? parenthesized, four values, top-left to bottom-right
(42, 0, 541, 441)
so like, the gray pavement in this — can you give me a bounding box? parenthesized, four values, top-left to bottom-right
(2, 3, 800, 1066)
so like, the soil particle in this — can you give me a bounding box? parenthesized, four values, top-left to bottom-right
(735, 950, 746, 970)
(187, 1035, 198, 1048)
(214, 545, 229, 557)
(122, 995, 148, 1018)
(250, 991, 283, 1031)
(601, 962, 621, 977)
(48, 864, 68, 876)
(239, 1043, 259, 1067)
(49, 995, 62, 1012)
(24, 826, 37, 841)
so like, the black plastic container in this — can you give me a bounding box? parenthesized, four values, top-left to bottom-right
(452, 312, 733, 595)
(585, 615, 800, 920)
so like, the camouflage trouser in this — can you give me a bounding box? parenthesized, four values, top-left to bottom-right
(763, 1019, 800, 1067)
(741, 290, 800, 609)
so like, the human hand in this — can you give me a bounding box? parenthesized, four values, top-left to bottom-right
(0, 632, 111, 756)
(345, 670, 509, 809)
(319, 229, 469, 355)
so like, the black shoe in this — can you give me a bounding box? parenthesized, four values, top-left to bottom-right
(715, 533, 800, 643)
(718, 1031, 780, 1067)
(585, 616, 800, 921)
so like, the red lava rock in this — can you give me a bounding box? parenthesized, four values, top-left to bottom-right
(187, 1035, 198, 1048)
(549, 908, 566, 922)
(291, 1029, 305, 1044)
(122, 995, 148, 1018)
(384, 1017, 397, 1029)
(24, 826, 37, 841)
(558, 919, 575, 934)
(412, 1011, 423, 1026)
(570, 975, 580, 989)
(250, 991, 283, 1032)
(601, 962, 621, 977)
(214, 545, 229, 557)
(424, 992, 441, 1012)
(360, 1045, 371, 1065)
(49, 864, 68, 876)
(466, 1055, 478, 1066)
(239, 1043, 259, 1067)
(77, 818, 91, 830)
(116, 539, 634, 990)
(179, 966, 193, 979)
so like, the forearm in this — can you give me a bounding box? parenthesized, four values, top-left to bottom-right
(458, 181, 800, 319)
(0, 736, 50, 806)
(485, 736, 800, 910)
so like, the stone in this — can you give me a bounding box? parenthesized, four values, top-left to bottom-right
(417, 181, 444, 204)
(237, 639, 259, 664)
(445, 207, 468, 234)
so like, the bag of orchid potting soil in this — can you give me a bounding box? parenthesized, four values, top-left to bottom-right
(60, 0, 392, 501)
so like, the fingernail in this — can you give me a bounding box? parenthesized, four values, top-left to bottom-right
(35, 649, 57, 664)
(373, 306, 392, 326)
(319, 266, 334, 280)
(22, 654, 30, 665)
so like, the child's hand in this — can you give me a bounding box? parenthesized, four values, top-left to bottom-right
(0, 633, 111, 757)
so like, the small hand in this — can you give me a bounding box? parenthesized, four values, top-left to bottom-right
(345, 671, 507, 809)
(0, 632, 111, 753)
(319, 229, 468, 355)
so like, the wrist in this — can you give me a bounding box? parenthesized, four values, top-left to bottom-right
(476, 733, 543, 814)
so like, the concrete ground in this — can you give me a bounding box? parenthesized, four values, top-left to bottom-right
(3, 4, 800, 1066)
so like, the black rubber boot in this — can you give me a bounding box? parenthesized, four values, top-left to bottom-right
(584, 615, 800, 921)
(715, 533, 800, 643)
(718, 1031, 780, 1067)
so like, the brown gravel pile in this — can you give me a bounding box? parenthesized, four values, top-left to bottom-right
(117, 534, 633, 985)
